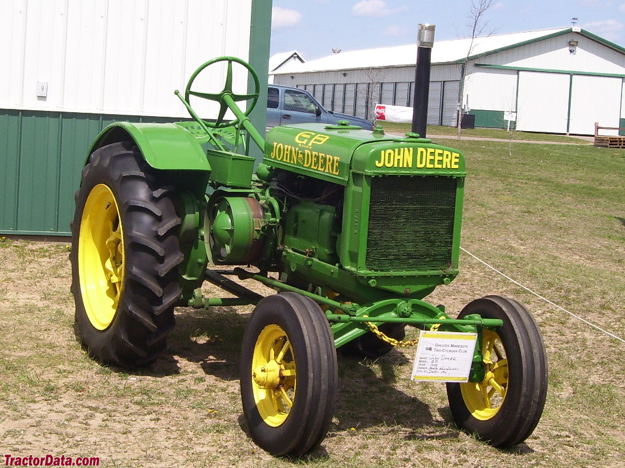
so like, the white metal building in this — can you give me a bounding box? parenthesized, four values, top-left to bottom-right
(0, 0, 272, 236)
(272, 27, 625, 136)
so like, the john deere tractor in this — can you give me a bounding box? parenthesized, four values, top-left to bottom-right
(70, 57, 548, 457)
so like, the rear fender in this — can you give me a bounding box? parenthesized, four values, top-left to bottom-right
(88, 122, 211, 299)
(89, 122, 211, 172)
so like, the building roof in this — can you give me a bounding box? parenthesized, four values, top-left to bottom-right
(272, 27, 625, 74)
(269, 51, 306, 73)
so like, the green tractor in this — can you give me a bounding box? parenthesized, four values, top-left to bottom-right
(70, 57, 548, 457)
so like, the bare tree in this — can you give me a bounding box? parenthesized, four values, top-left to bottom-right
(359, 67, 384, 124)
(456, 0, 496, 139)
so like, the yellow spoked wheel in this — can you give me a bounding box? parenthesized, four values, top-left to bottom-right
(459, 329, 508, 420)
(446, 296, 548, 448)
(240, 293, 338, 457)
(251, 325, 296, 427)
(71, 142, 182, 366)
(78, 184, 125, 330)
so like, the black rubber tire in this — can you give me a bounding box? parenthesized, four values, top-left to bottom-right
(339, 323, 406, 359)
(446, 295, 548, 447)
(240, 293, 338, 457)
(70, 141, 184, 367)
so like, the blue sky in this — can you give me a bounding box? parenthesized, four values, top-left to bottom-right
(270, 0, 625, 60)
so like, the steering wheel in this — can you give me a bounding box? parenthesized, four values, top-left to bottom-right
(184, 56, 260, 128)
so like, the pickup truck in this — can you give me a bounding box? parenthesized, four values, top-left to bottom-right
(267, 84, 374, 130)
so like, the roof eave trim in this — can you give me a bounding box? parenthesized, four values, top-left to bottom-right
(579, 29, 625, 54)
(475, 63, 625, 78)
(462, 28, 572, 62)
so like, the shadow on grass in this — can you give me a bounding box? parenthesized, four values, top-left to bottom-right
(153, 306, 461, 444)
(151, 305, 250, 380)
(96, 305, 541, 458)
(328, 352, 460, 441)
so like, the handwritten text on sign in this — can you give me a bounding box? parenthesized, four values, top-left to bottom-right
(411, 331, 478, 382)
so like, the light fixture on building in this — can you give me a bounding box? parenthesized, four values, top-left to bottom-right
(569, 40, 578, 54)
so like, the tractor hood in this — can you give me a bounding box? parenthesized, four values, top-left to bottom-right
(264, 123, 465, 185)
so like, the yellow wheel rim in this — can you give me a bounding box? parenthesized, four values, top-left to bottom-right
(78, 184, 125, 330)
(251, 324, 296, 427)
(460, 329, 509, 420)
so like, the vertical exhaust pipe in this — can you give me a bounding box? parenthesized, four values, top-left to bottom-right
(411, 24, 435, 138)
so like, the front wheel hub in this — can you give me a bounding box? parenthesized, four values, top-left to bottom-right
(252, 360, 283, 389)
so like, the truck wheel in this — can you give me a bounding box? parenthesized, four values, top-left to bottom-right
(240, 293, 338, 457)
(70, 141, 183, 367)
(339, 323, 406, 359)
(446, 295, 548, 447)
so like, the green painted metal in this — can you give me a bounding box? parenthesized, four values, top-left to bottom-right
(16, 112, 61, 234)
(567, 75, 575, 134)
(264, 123, 374, 185)
(620, 118, 625, 136)
(246, 0, 272, 163)
(0, 110, 105, 235)
(475, 63, 625, 79)
(176, 192, 209, 302)
(469, 110, 507, 129)
(325, 314, 503, 327)
(243, 122, 465, 305)
(69, 55, 493, 358)
(0, 110, 198, 235)
(90, 122, 210, 171)
(231, 268, 502, 352)
(0, 110, 21, 232)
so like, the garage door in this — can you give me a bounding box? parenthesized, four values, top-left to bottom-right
(442, 81, 459, 127)
(569, 75, 622, 135)
(517, 72, 569, 133)
(427, 82, 442, 125)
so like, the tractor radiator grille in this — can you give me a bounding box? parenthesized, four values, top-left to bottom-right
(366, 176, 457, 272)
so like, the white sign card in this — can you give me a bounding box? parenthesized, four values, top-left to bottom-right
(411, 331, 478, 382)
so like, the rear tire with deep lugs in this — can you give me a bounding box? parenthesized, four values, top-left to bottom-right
(71, 141, 184, 366)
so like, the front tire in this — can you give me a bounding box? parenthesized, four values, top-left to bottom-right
(446, 295, 548, 447)
(240, 293, 338, 457)
(70, 141, 184, 366)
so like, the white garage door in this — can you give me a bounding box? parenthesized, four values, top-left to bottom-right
(442, 81, 460, 127)
(517, 72, 570, 133)
(427, 82, 442, 125)
(569, 75, 622, 135)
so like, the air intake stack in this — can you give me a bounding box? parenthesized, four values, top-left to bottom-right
(411, 24, 435, 138)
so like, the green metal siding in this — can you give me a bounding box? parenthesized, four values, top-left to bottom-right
(620, 118, 625, 136)
(0, 110, 182, 236)
(247, 0, 272, 162)
(18, 112, 62, 233)
(0, 111, 20, 232)
(469, 110, 507, 129)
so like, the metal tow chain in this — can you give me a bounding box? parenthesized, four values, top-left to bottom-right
(365, 316, 447, 348)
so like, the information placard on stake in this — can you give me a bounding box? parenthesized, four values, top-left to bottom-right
(411, 331, 478, 382)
